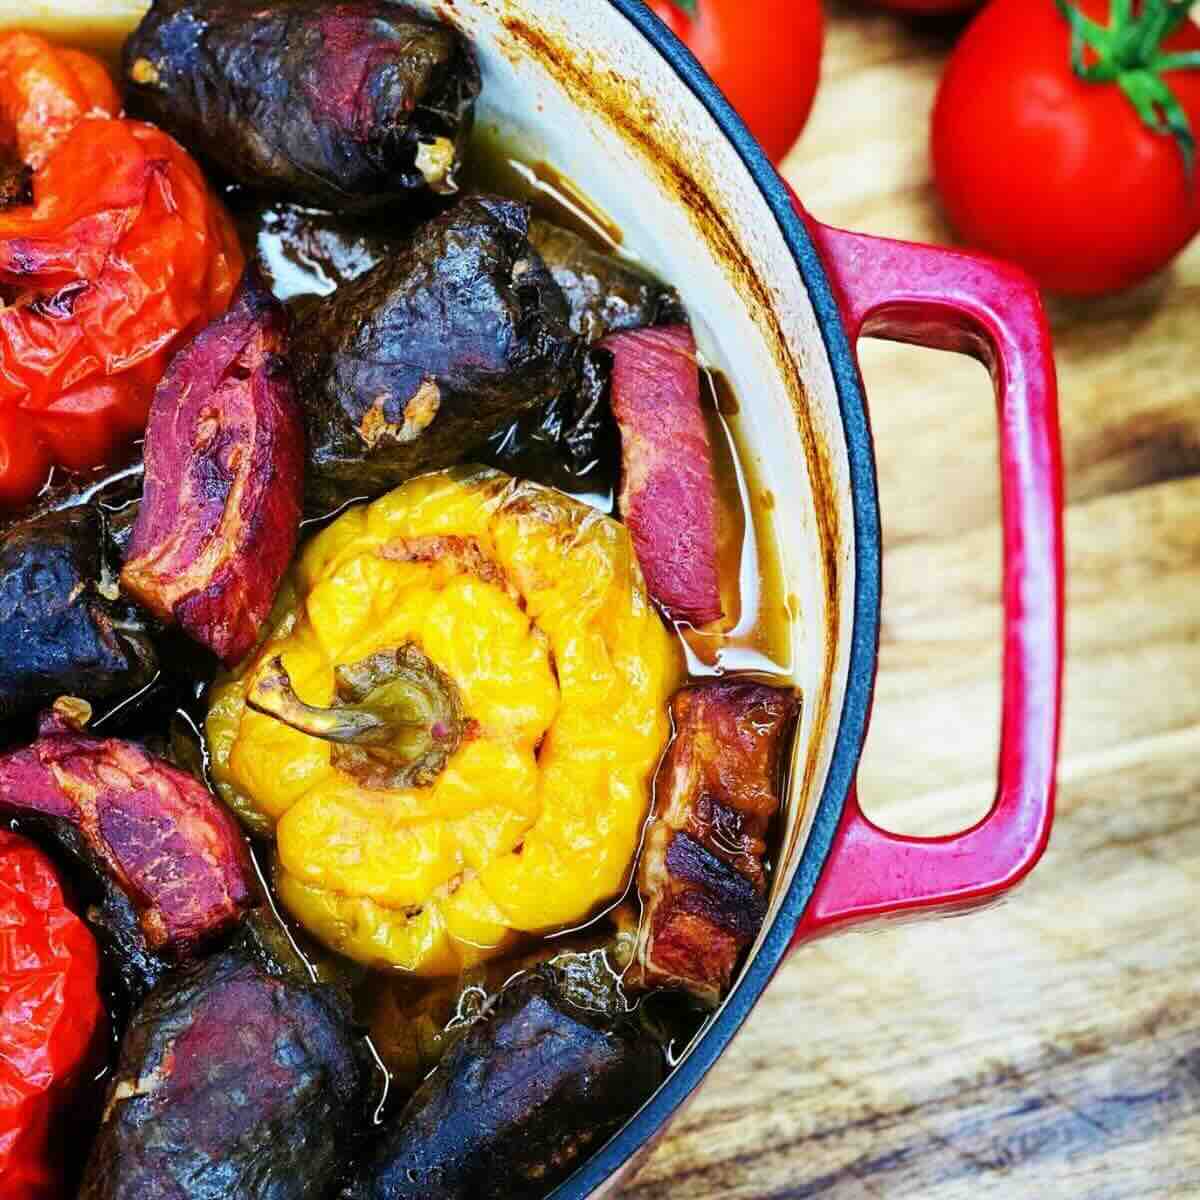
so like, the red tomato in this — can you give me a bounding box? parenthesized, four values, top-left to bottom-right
(646, 0, 824, 163)
(0, 409, 49, 507)
(0, 33, 244, 510)
(0, 831, 104, 1199)
(932, 0, 1200, 297)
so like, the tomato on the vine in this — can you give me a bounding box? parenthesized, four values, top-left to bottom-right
(646, 0, 824, 163)
(932, 0, 1200, 297)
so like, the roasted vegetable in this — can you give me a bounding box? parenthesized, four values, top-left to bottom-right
(633, 680, 800, 1006)
(0, 36, 243, 508)
(293, 196, 582, 509)
(0, 703, 254, 999)
(344, 965, 663, 1200)
(0, 830, 104, 1200)
(124, 0, 480, 211)
(528, 218, 682, 342)
(0, 507, 156, 724)
(485, 349, 620, 506)
(122, 272, 304, 669)
(0, 31, 120, 170)
(602, 324, 723, 626)
(207, 468, 680, 975)
(12, 457, 145, 558)
(80, 949, 361, 1200)
(366, 925, 637, 1096)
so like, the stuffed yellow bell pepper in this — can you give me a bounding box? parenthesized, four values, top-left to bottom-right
(207, 468, 681, 976)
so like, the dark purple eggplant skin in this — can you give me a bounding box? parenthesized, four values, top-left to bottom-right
(123, 0, 479, 212)
(485, 347, 620, 509)
(342, 966, 664, 1200)
(484, 221, 681, 507)
(294, 195, 583, 510)
(527, 219, 684, 343)
(0, 507, 156, 723)
(80, 950, 361, 1200)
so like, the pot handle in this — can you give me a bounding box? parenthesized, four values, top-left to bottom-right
(791, 214, 1065, 944)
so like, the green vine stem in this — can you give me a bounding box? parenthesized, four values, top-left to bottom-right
(1056, 0, 1200, 173)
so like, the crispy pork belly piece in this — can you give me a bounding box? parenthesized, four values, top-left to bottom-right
(0, 704, 254, 998)
(80, 950, 360, 1200)
(121, 271, 304, 669)
(601, 324, 722, 626)
(123, 0, 479, 211)
(633, 680, 800, 1006)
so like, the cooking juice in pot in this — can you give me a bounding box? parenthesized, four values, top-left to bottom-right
(0, 11, 800, 1198)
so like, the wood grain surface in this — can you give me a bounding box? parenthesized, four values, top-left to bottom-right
(624, 5, 1200, 1197)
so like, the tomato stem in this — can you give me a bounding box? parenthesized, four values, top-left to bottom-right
(1056, 0, 1198, 174)
(669, 0, 699, 14)
(1157, 50, 1200, 70)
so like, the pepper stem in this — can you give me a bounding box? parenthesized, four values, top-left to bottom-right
(247, 646, 467, 790)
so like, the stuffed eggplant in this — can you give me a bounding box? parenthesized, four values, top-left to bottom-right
(0, 507, 156, 724)
(80, 950, 361, 1200)
(344, 965, 664, 1200)
(485, 349, 620, 503)
(528, 218, 682, 342)
(123, 0, 480, 210)
(293, 197, 582, 509)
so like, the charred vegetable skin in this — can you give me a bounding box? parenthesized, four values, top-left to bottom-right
(0, 507, 155, 722)
(344, 966, 663, 1200)
(634, 681, 800, 1006)
(122, 272, 304, 669)
(486, 350, 619, 503)
(293, 196, 581, 508)
(528, 219, 682, 342)
(0, 706, 254, 999)
(124, 0, 480, 210)
(80, 950, 360, 1200)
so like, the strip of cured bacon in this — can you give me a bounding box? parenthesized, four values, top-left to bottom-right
(0, 703, 253, 996)
(122, 270, 303, 668)
(601, 324, 723, 627)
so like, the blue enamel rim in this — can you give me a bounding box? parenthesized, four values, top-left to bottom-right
(548, 3, 884, 1197)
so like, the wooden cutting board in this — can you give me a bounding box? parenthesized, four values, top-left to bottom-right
(624, 4, 1200, 1197)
